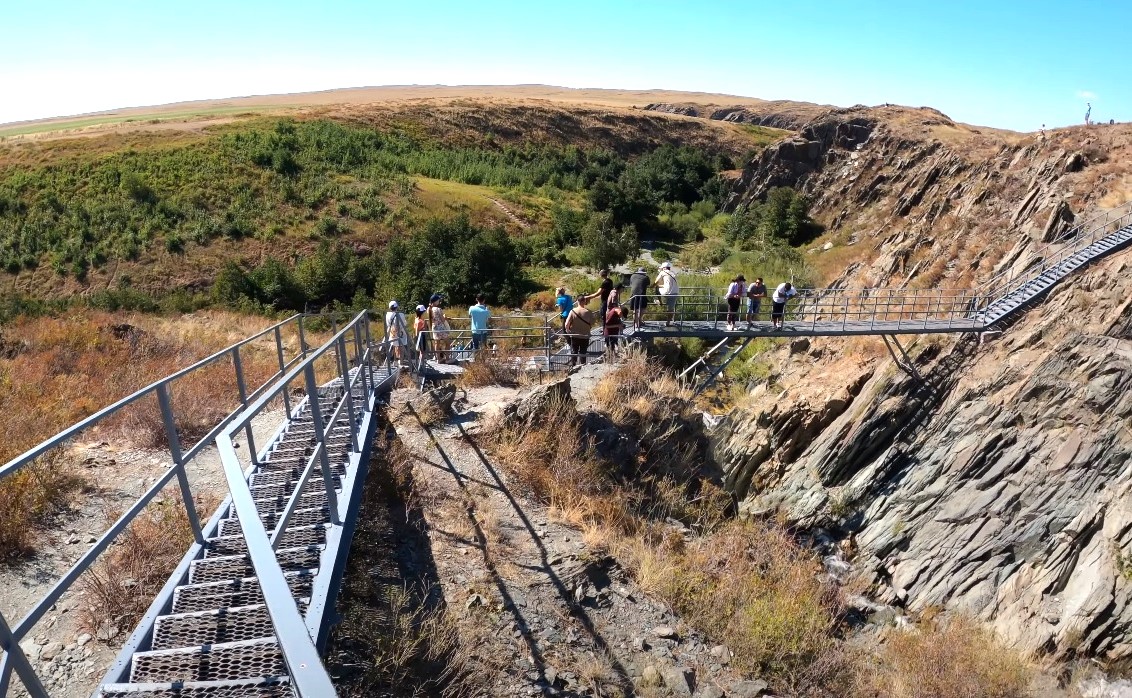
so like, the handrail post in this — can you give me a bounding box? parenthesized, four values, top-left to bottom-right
(297, 315, 309, 358)
(0, 610, 49, 698)
(303, 363, 341, 525)
(336, 336, 359, 453)
(231, 347, 258, 467)
(274, 326, 292, 417)
(354, 323, 371, 407)
(156, 383, 204, 545)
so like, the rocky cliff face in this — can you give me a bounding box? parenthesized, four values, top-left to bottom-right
(700, 107, 1132, 663)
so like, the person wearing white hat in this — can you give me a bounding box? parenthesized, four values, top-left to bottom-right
(385, 301, 408, 364)
(654, 261, 680, 326)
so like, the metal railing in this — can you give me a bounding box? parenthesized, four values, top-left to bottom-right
(0, 313, 325, 696)
(621, 284, 986, 333)
(973, 200, 1132, 317)
(211, 310, 381, 696)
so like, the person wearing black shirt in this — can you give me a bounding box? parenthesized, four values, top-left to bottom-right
(585, 269, 615, 328)
(746, 277, 767, 325)
(628, 267, 650, 330)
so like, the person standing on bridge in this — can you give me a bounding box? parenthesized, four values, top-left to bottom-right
(655, 261, 680, 326)
(584, 269, 615, 325)
(555, 287, 574, 332)
(564, 297, 596, 366)
(771, 281, 797, 329)
(468, 294, 491, 352)
(604, 286, 624, 356)
(414, 304, 429, 360)
(629, 267, 650, 330)
(428, 294, 453, 363)
(747, 277, 767, 326)
(385, 301, 409, 365)
(725, 274, 746, 331)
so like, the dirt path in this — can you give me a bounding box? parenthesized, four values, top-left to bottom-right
(390, 379, 752, 698)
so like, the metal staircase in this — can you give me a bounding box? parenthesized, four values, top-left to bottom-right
(976, 220, 1132, 326)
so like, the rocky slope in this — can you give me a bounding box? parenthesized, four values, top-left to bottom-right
(692, 105, 1132, 664)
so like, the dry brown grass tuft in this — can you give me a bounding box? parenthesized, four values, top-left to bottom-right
(78, 490, 218, 641)
(622, 520, 843, 692)
(0, 453, 86, 560)
(0, 310, 281, 559)
(851, 615, 1033, 698)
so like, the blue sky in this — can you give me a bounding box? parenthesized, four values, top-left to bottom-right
(1, 0, 1125, 131)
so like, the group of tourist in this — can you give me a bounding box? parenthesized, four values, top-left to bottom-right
(383, 292, 492, 365)
(383, 266, 803, 368)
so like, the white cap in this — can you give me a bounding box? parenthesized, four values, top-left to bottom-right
(660, 261, 672, 269)
(388, 301, 399, 310)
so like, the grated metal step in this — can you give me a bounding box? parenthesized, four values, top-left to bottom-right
(130, 636, 286, 683)
(152, 602, 307, 651)
(100, 677, 293, 698)
(188, 546, 323, 585)
(204, 524, 327, 558)
(172, 570, 315, 614)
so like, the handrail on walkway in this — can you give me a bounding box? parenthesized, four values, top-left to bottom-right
(0, 310, 372, 697)
(212, 310, 379, 696)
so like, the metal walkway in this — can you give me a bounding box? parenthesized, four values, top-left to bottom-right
(0, 311, 398, 697)
(624, 202, 1132, 341)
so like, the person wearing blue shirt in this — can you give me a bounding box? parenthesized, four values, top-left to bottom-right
(555, 287, 573, 330)
(468, 294, 491, 351)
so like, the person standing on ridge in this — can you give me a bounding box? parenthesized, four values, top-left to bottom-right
(654, 261, 679, 326)
(564, 297, 596, 366)
(385, 301, 409, 365)
(725, 275, 746, 331)
(468, 293, 491, 352)
(555, 287, 574, 332)
(628, 266, 650, 330)
(746, 276, 767, 326)
(1085, 103, 1092, 126)
(771, 281, 797, 329)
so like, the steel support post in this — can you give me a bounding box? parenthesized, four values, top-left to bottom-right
(0, 611, 48, 698)
(157, 383, 204, 544)
(336, 337, 359, 453)
(274, 326, 292, 416)
(231, 347, 258, 467)
(298, 315, 308, 358)
(303, 363, 341, 525)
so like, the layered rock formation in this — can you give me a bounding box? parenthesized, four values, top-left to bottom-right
(698, 106, 1132, 662)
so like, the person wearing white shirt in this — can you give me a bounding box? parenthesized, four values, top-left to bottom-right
(654, 261, 680, 326)
(771, 282, 797, 329)
(385, 301, 409, 363)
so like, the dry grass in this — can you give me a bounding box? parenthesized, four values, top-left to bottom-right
(0, 310, 282, 560)
(77, 489, 218, 641)
(622, 521, 844, 692)
(851, 615, 1033, 698)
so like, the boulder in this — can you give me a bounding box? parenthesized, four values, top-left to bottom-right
(501, 377, 573, 426)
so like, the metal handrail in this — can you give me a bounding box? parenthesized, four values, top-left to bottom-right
(0, 312, 320, 697)
(213, 311, 377, 697)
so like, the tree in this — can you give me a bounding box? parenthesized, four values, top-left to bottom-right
(579, 211, 637, 269)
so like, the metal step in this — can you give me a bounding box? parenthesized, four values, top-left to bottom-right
(130, 637, 285, 683)
(218, 507, 329, 537)
(152, 602, 307, 651)
(188, 546, 323, 585)
(172, 570, 315, 614)
(204, 524, 326, 558)
(99, 677, 293, 698)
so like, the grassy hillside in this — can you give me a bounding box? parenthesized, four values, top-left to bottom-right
(0, 102, 787, 314)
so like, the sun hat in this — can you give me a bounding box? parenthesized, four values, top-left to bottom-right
(660, 261, 672, 269)
(388, 300, 399, 310)
(415, 304, 427, 313)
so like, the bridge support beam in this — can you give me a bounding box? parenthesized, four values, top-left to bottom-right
(882, 335, 925, 384)
(692, 337, 752, 398)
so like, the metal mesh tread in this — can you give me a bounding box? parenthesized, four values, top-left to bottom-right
(251, 490, 329, 517)
(205, 524, 327, 558)
(130, 637, 286, 683)
(173, 570, 316, 614)
(152, 602, 309, 651)
(189, 546, 323, 585)
(218, 507, 329, 537)
(99, 677, 293, 698)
